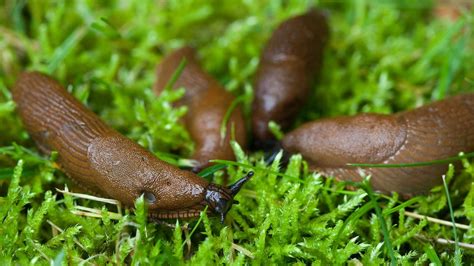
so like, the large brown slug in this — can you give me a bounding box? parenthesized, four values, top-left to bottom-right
(252, 10, 329, 148)
(282, 94, 474, 197)
(154, 47, 247, 172)
(13, 72, 252, 222)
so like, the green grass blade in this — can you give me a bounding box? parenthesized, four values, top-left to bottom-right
(181, 206, 208, 250)
(163, 59, 187, 91)
(334, 201, 374, 244)
(220, 95, 245, 141)
(348, 151, 474, 168)
(442, 172, 462, 265)
(423, 244, 442, 266)
(382, 197, 421, 216)
(197, 163, 228, 178)
(47, 27, 87, 74)
(361, 178, 397, 265)
(432, 30, 467, 100)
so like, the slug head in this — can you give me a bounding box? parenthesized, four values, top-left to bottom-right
(204, 171, 254, 223)
(140, 170, 253, 222)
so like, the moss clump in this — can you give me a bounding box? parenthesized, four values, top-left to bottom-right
(1, 0, 473, 264)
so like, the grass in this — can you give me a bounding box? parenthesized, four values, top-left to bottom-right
(1, 0, 474, 264)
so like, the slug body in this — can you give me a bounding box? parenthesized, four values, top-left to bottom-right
(13, 72, 251, 221)
(282, 94, 474, 196)
(154, 47, 247, 172)
(252, 10, 329, 148)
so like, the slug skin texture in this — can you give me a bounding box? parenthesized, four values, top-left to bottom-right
(13, 72, 251, 220)
(252, 9, 329, 148)
(154, 47, 247, 172)
(282, 94, 474, 197)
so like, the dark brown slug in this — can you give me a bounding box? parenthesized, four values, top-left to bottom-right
(282, 94, 474, 197)
(13, 72, 252, 222)
(154, 47, 247, 172)
(252, 9, 329, 148)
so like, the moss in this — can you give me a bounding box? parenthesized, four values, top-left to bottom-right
(1, 0, 474, 264)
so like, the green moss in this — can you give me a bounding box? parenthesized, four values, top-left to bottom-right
(1, 0, 474, 264)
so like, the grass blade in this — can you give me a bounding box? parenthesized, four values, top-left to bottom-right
(47, 27, 87, 73)
(197, 163, 227, 178)
(348, 151, 474, 168)
(442, 173, 462, 265)
(359, 178, 397, 265)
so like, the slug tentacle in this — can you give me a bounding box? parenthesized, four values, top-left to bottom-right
(282, 94, 474, 197)
(228, 171, 254, 195)
(154, 47, 247, 172)
(13, 71, 250, 220)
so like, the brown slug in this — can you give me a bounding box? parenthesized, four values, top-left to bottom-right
(13, 71, 252, 222)
(252, 9, 329, 148)
(154, 47, 247, 172)
(281, 94, 474, 197)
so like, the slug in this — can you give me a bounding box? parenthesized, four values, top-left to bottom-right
(154, 47, 247, 172)
(13, 72, 252, 222)
(252, 9, 329, 148)
(282, 94, 474, 197)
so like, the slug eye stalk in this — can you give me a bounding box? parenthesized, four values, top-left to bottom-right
(229, 171, 254, 196)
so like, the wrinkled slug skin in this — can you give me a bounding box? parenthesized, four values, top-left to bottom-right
(252, 10, 329, 145)
(154, 47, 247, 171)
(12, 72, 218, 218)
(282, 94, 474, 196)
